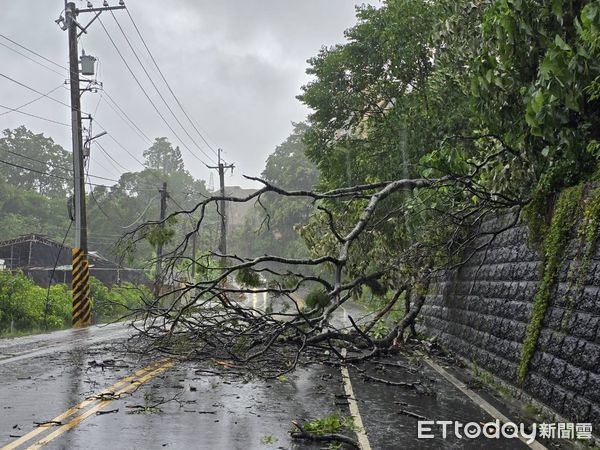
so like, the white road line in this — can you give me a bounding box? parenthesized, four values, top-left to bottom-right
(422, 357, 548, 450)
(341, 349, 372, 450)
(0, 326, 132, 366)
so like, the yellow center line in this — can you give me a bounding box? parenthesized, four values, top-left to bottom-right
(26, 361, 175, 450)
(0, 358, 171, 450)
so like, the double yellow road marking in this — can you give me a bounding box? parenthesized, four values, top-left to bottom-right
(1, 358, 174, 450)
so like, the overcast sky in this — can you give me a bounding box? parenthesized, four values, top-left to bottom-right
(0, 0, 378, 189)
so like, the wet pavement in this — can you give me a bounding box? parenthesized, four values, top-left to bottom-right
(0, 322, 549, 449)
(0, 324, 351, 450)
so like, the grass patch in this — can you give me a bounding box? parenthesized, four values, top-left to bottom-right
(300, 412, 357, 436)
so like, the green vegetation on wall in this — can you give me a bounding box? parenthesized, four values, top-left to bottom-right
(561, 186, 600, 332)
(517, 185, 584, 384)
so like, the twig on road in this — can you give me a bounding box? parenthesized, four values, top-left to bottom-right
(33, 420, 61, 427)
(96, 409, 119, 415)
(290, 421, 360, 449)
(361, 372, 420, 389)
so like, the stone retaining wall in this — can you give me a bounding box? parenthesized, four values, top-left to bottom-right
(421, 215, 600, 427)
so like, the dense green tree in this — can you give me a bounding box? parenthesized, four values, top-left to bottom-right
(0, 125, 211, 269)
(0, 126, 71, 196)
(142, 137, 184, 176)
(296, 0, 600, 293)
(470, 0, 600, 195)
(299, 1, 470, 189)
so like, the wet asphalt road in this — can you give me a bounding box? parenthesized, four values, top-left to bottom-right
(0, 320, 534, 449)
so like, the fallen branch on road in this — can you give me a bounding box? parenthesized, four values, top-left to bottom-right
(361, 372, 420, 389)
(290, 421, 359, 449)
(34, 420, 61, 427)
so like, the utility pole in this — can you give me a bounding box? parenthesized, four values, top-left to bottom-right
(155, 182, 168, 296)
(59, 1, 125, 328)
(66, 2, 86, 256)
(207, 149, 234, 267)
(65, 2, 90, 328)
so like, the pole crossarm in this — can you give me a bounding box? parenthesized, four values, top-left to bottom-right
(77, 5, 126, 14)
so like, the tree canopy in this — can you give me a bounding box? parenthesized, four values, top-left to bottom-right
(142, 137, 184, 176)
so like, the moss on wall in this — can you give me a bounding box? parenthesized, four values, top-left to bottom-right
(561, 187, 600, 332)
(517, 185, 584, 385)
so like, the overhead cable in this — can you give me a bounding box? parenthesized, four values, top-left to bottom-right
(112, 11, 217, 164)
(97, 17, 211, 167)
(125, 8, 221, 160)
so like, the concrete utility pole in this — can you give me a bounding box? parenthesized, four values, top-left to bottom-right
(61, 1, 126, 327)
(155, 182, 168, 296)
(207, 149, 234, 267)
(66, 2, 86, 256)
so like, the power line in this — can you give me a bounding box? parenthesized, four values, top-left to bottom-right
(43, 219, 73, 331)
(125, 8, 221, 161)
(0, 103, 70, 127)
(0, 157, 70, 181)
(0, 34, 154, 168)
(83, 119, 146, 166)
(101, 88, 152, 143)
(97, 16, 212, 167)
(0, 30, 224, 169)
(1, 148, 71, 172)
(0, 72, 74, 111)
(87, 152, 114, 176)
(0, 33, 68, 72)
(111, 11, 216, 165)
(0, 157, 123, 190)
(0, 74, 146, 180)
(86, 160, 124, 223)
(0, 37, 150, 187)
(120, 194, 159, 229)
(0, 147, 128, 184)
(95, 147, 123, 176)
(0, 84, 65, 117)
(0, 40, 66, 77)
(95, 141, 129, 172)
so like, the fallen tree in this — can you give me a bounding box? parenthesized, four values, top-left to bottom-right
(121, 161, 524, 378)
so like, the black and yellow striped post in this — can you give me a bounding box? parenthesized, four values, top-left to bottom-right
(72, 247, 91, 327)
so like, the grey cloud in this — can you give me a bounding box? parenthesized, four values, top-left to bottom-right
(1, 0, 379, 187)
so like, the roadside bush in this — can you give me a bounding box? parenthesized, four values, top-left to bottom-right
(90, 277, 150, 323)
(235, 267, 261, 287)
(0, 272, 150, 335)
(304, 289, 330, 310)
(0, 271, 70, 334)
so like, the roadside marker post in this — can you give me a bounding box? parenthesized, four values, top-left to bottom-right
(72, 247, 91, 327)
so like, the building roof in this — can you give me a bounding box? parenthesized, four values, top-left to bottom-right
(0, 234, 67, 249)
(0, 233, 120, 269)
